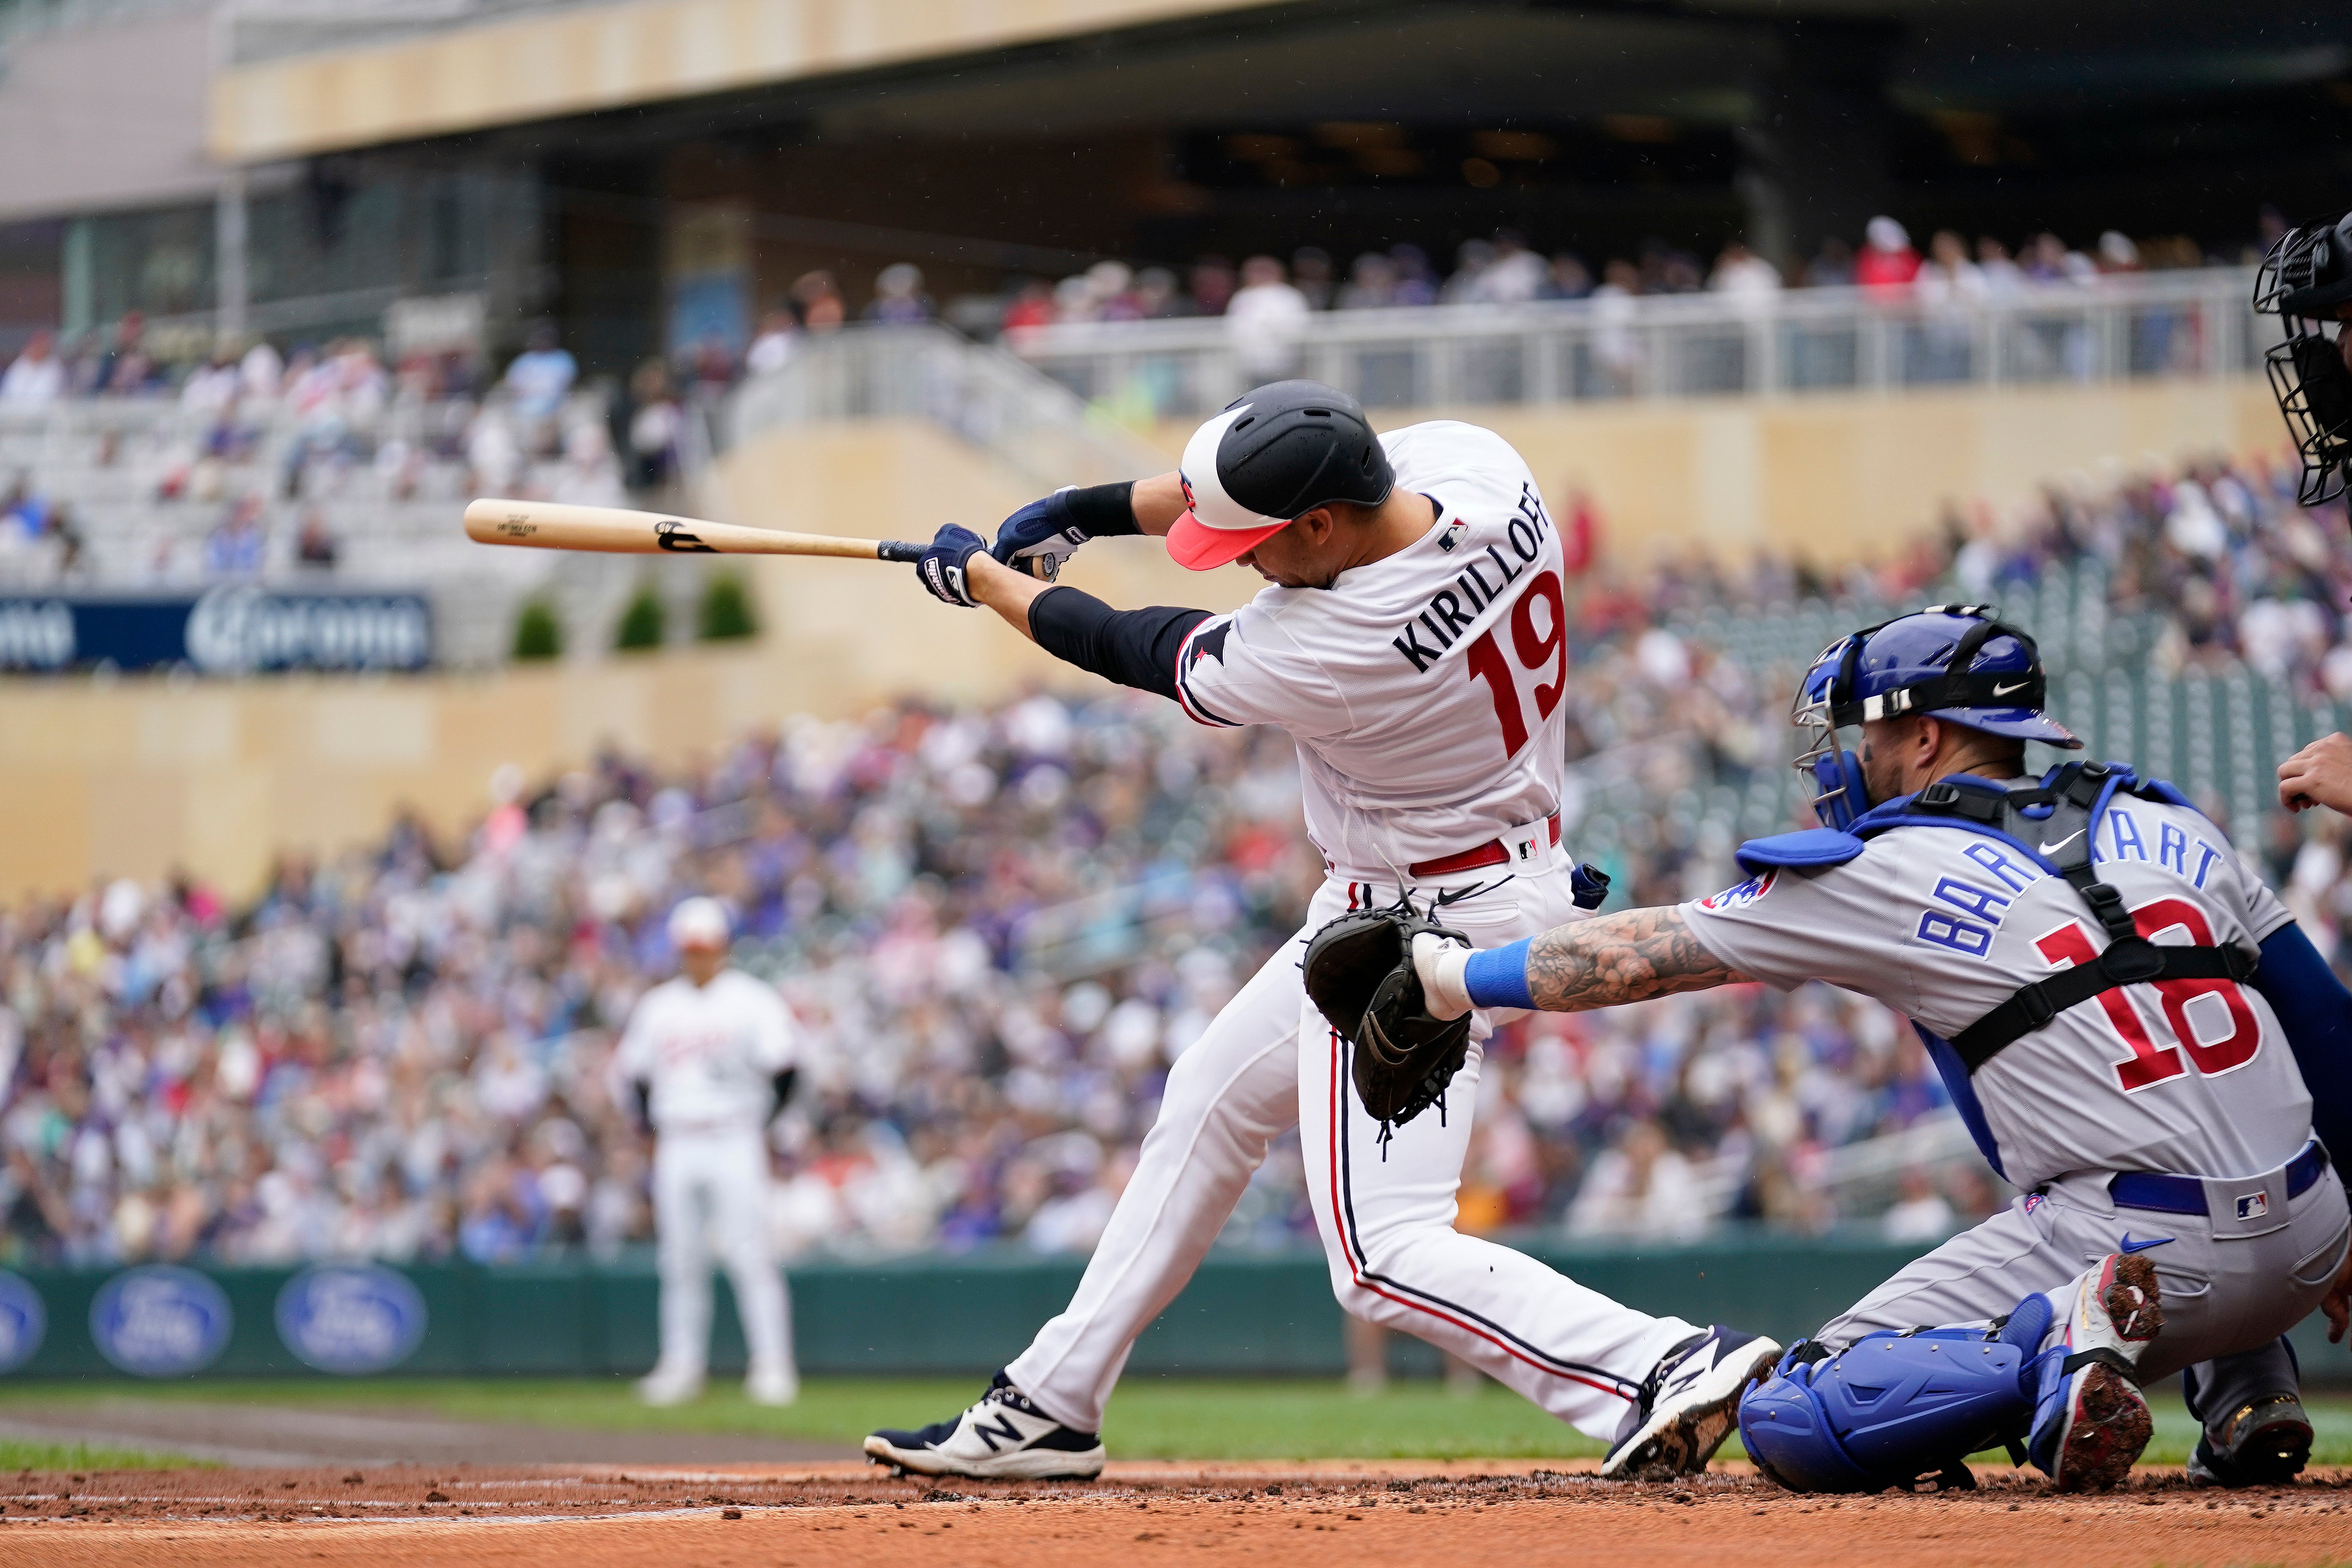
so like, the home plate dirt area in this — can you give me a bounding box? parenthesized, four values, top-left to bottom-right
(3, 1461, 2349, 1567)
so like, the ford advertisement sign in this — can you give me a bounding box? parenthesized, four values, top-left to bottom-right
(0, 587, 432, 672)
(0, 1270, 44, 1372)
(275, 1265, 428, 1374)
(90, 1266, 234, 1376)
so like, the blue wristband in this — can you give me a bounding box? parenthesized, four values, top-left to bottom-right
(1462, 939, 1535, 1011)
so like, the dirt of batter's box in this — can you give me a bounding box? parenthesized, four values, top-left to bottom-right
(4, 1463, 2350, 1567)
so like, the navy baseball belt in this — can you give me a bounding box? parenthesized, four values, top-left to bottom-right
(2108, 1139, 2329, 1217)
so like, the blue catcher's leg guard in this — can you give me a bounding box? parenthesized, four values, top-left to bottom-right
(1737, 1296, 2051, 1493)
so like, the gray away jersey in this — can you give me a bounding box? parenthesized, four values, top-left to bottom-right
(1680, 789, 2309, 1189)
(1173, 420, 1567, 876)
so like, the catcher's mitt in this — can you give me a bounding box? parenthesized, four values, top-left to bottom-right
(1302, 900, 1473, 1132)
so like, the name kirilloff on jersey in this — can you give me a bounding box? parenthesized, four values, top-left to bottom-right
(1906, 803, 2263, 1094)
(1390, 482, 1564, 755)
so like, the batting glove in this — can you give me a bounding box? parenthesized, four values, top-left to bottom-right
(917, 524, 990, 607)
(989, 489, 1088, 582)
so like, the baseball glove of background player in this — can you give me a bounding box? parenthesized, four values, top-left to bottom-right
(1302, 900, 1474, 1131)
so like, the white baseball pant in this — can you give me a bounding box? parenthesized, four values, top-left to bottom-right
(652, 1126, 796, 1380)
(1006, 856, 1698, 1439)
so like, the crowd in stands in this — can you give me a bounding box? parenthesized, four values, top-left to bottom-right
(10, 433, 2351, 1272)
(0, 210, 2267, 421)
(0, 681, 1970, 1275)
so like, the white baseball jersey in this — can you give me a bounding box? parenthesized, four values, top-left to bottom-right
(1172, 421, 1567, 874)
(612, 969, 797, 1134)
(1681, 789, 2310, 1190)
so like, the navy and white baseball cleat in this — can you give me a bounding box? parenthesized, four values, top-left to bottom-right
(2187, 1393, 2312, 1487)
(1601, 1325, 1782, 1480)
(864, 1370, 1106, 1480)
(2030, 1251, 2162, 1491)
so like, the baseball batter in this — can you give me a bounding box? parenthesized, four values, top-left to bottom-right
(1408, 608, 2352, 1490)
(610, 897, 801, 1407)
(866, 381, 1779, 1482)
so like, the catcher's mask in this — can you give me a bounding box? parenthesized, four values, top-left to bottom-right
(1792, 606, 2081, 831)
(2254, 210, 2352, 506)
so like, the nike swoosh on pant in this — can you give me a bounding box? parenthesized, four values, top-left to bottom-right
(2118, 1234, 2173, 1253)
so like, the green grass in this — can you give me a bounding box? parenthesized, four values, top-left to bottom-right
(0, 1439, 202, 1470)
(0, 1378, 2348, 1466)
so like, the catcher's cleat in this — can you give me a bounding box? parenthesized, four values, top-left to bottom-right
(2030, 1251, 2162, 1492)
(1601, 1325, 1782, 1480)
(2187, 1393, 2313, 1487)
(863, 1370, 1105, 1481)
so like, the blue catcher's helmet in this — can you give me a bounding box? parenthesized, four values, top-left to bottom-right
(1793, 604, 2081, 830)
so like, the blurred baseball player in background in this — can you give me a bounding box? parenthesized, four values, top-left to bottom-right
(611, 896, 802, 1407)
(865, 380, 1779, 1483)
(1408, 608, 2352, 1491)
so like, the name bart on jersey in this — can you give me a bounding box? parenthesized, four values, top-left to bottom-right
(1391, 483, 1553, 674)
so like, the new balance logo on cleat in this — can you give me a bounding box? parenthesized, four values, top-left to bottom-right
(2030, 1251, 2163, 1492)
(865, 1371, 1107, 1481)
(1601, 1325, 1782, 1481)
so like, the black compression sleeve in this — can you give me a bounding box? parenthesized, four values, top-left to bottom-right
(1029, 586, 1211, 700)
(1063, 482, 1141, 537)
(769, 1067, 798, 1123)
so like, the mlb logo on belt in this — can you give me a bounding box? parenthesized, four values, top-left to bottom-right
(2236, 1191, 2270, 1221)
(1509, 831, 1543, 864)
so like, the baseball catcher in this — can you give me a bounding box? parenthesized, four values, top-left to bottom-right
(1406, 607, 2352, 1491)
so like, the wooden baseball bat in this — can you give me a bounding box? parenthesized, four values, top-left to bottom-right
(463, 499, 926, 562)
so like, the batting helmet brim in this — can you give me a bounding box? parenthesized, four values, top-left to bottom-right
(1167, 508, 1289, 570)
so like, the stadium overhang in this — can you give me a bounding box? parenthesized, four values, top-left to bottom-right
(208, 0, 1291, 164)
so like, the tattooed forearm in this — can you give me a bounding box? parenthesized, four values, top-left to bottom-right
(1524, 905, 1751, 1012)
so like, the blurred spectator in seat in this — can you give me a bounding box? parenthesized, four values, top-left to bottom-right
(1855, 217, 1920, 292)
(1975, 236, 2027, 297)
(1567, 1118, 1708, 1241)
(1, 332, 63, 405)
(2096, 230, 2143, 277)
(1134, 266, 1186, 319)
(1337, 251, 1399, 310)
(555, 420, 629, 507)
(1708, 240, 1782, 314)
(1881, 1167, 1956, 1243)
(3, 472, 51, 538)
(2022, 232, 2095, 287)
(205, 495, 269, 578)
(1803, 235, 1856, 288)
(997, 278, 1054, 334)
(1187, 255, 1237, 318)
(180, 349, 240, 415)
(792, 271, 846, 333)
(745, 305, 800, 378)
(626, 359, 682, 495)
(1389, 244, 1439, 306)
(1226, 254, 1311, 383)
(239, 338, 284, 403)
(1083, 261, 1141, 322)
(465, 403, 523, 497)
(294, 509, 340, 571)
(503, 324, 577, 441)
(1590, 258, 1644, 395)
(98, 311, 155, 395)
(867, 263, 934, 325)
(1290, 246, 1336, 310)
(1480, 230, 1548, 304)
(1442, 237, 1495, 303)
(1543, 252, 1594, 301)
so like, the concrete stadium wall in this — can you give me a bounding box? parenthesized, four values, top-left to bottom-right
(0, 378, 2288, 900)
(1134, 375, 2288, 568)
(10, 1240, 2352, 1381)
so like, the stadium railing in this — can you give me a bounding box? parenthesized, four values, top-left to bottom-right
(726, 321, 1169, 491)
(1008, 266, 2269, 418)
